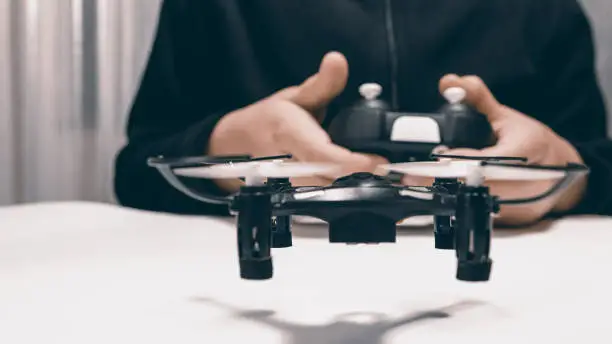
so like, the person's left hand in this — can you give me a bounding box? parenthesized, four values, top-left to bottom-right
(404, 74, 588, 226)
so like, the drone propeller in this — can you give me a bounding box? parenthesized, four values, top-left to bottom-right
(174, 160, 340, 182)
(146, 153, 295, 204)
(147, 154, 293, 168)
(382, 158, 589, 206)
(430, 153, 528, 163)
(381, 159, 567, 181)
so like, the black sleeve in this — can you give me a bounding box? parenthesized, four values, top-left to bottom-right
(113, 0, 231, 216)
(535, 0, 612, 216)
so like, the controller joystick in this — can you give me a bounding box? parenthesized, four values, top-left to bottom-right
(442, 87, 467, 104)
(326, 83, 496, 163)
(355, 82, 390, 110)
(359, 83, 382, 100)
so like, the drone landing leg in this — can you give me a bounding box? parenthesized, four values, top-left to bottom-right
(236, 185, 274, 280)
(272, 215, 292, 248)
(454, 184, 493, 282)
(267, 178, 293, 248)
(434, 214, 454, 250)
(433, 178, 459, 250)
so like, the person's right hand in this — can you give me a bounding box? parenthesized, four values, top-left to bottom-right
(207, 51, 387, 192)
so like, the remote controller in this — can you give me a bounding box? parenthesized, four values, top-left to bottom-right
(326, 83, 496, 163)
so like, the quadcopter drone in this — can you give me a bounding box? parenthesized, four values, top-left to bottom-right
(147, 84, 589, 283)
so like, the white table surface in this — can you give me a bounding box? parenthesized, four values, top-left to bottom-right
(1, 201, 611, 344)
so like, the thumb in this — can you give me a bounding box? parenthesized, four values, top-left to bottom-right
(290, 51, 349, 115)
(439, 74, 503, 122)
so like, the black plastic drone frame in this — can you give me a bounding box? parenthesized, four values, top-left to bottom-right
(148, 153, 589, 283)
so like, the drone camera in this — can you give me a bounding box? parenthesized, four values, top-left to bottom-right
(328, 212, 397, 244)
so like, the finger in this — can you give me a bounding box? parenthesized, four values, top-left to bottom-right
(401, 175, 435, 187)
(294, 142, 386, 180)
(272, 101, 387, 177)
(272, 102, 349, 160)
(282, 125, 384, 179)
(439, 74, 503, 121)
(270, 86, 300, 100)
(290, 51, 349, 114)
(290, 175, 335, 188)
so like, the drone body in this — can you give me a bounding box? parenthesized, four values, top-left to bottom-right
(268, 173, 454, 245)
(227, 168, 498, 283)
(147, 83, 589, 284)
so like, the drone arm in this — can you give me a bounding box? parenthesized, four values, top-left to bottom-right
(266, 178, 294, 248)
(432, 178, 460, 249)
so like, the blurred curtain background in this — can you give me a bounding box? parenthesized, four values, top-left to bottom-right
(0, 0, 161, 205)
(0, 0, 610, 206)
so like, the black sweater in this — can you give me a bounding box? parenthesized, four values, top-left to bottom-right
(114, 0, 612, 217)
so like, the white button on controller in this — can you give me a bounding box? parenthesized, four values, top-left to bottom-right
(443, 87, 467, 104)
(359, 83, 382, 100)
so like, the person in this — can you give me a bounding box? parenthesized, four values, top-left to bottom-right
(113, 0, 612, 226)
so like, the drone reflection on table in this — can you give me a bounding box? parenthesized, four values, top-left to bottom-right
(148, 152, 589, 283)
(192, 297, 482, 344)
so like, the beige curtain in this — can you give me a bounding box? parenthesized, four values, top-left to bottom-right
(583, 0, 612, 114)
(0, 0, 161, 205)
(0, 0, 610, 206)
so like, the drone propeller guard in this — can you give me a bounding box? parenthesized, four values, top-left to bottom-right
(147, 153, 589, 283)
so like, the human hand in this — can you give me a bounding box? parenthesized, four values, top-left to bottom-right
(406, 74, 587, 226)
(208, 52, 387, 192)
